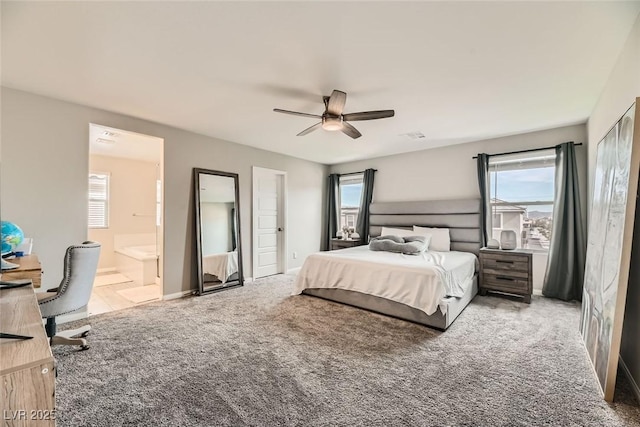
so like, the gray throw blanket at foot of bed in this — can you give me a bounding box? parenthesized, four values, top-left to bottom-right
(369, 235, 429, 255)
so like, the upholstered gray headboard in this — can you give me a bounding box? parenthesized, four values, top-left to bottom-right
(368, 198, 482, 255)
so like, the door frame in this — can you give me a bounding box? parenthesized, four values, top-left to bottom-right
(87, 123, 165, 307)
(252, 166, 287, 280)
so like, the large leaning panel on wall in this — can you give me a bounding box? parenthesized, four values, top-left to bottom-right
(581, 98, 640, 401)
(193, 168, 243, 295)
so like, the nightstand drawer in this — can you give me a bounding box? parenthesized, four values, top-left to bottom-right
(330, 239, 362, 250)
(481, 267, 529, 279)
(480, 253, 529, 271)
(483, 273, 529, 289)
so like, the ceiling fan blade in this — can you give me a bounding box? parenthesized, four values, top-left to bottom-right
(273, 108, 322, 119)
(342, 110, 395, 121)
(341, 122, 362, 139)
(296, 122, 322, 136)
(327, 90, 347, 116)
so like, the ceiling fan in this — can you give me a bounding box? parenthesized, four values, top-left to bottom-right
(273, 89, 395, 139)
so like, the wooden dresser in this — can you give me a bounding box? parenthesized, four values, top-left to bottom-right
(0, 283, 56, 426)
(1, 255, 42, 288)
(479, 248, 533, 303)
(330, 238, 362, 251)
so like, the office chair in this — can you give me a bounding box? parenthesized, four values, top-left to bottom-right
(37, 241, 101, 350)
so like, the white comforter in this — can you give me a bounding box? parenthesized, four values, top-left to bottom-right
(202, 251, 238, 283)
(294, 246, 477, 316)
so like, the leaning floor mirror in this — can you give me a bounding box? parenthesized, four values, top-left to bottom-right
(194, 168, 243, 294)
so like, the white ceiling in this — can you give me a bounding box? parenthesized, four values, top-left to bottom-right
(89, 124, 163, 163)
(3, 2, 639, 165)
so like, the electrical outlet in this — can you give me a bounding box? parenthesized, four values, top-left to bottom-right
(293, 252, 298, 259)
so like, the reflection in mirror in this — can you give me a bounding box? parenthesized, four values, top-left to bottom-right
(194, 168, 243, 294)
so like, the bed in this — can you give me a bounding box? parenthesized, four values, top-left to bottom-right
(202, 251, 238, 284)
(295, 198, 482, 330)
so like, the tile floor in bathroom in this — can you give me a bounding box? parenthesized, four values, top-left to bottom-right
(88, 275, 161, 316)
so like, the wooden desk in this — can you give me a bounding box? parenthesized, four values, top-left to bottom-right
(0, 284, 56, 426)
(1, 256, 42, 288)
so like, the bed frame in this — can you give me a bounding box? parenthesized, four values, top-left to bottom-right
(303, 198, 482, 330)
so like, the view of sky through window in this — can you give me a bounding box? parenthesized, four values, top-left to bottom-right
(341, 183, 362, 207)
(490, 166, 554, 211)
(489, 159, 556, 251)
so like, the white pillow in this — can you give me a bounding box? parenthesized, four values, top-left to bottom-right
(413, 226, 450, 252)
(380, 226, 414, 237)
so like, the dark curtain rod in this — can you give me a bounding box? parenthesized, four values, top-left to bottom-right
(471, 142, 582, 159)
(339, 169, 377, 177)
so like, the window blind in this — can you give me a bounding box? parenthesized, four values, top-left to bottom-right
(489, 149, 556, 172)
(88, 173, 109, 228)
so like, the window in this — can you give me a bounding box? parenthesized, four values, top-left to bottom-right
(346, 215, 355, 228)
(88, 172, 110, 228)
(489, 150, 555, 251)
(339, 174, 363, 230)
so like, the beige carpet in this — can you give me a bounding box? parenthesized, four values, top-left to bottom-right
(54, 274, 640, 427)
(93, 273, 132, 287)
(116, 285, 161, 304)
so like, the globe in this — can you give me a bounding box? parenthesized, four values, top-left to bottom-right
(1, 221, 24, 254)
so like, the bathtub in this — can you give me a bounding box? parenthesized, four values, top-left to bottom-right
(115, 245, 158, 286)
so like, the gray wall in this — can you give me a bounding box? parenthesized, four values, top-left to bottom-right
(329, 124, 588, 207)
(587, 14, 640, 397)
(1, 87, 327, 296)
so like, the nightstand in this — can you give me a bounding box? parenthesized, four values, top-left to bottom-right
(330, 238, 362, 250)
(479, 248, 533, 303)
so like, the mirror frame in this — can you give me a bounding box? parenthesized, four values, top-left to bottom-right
(193, 168, 243, 295)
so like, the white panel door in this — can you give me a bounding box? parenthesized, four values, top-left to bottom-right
(253, 168, 285, 279)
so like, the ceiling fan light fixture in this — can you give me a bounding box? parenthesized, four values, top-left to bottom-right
(322, 116, 343, 131)
(274, 89, 394, 139)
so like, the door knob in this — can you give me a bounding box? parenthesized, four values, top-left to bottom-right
(278, 227, 283, 232)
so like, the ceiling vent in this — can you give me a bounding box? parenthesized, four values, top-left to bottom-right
(401, 131, 425, 140)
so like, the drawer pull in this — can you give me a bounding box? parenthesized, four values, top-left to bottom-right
(496, 276, 515, 281)
(496, 260, 513, 264)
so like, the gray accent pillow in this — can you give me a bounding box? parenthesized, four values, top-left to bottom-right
(369, 235, 429, 255)
(375, 234, 405, 243)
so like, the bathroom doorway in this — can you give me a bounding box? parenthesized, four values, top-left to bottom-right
(86, 124, 164, 315)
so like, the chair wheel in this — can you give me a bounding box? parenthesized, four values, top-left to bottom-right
(79, 345, 90, 351)
(81, 331, 90, 338)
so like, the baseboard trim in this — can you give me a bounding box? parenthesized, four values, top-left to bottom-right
(97, 267, 117, 274)
(532, 289, 543, 296)
(244, 277, 253, 283)
(56, 309, 88, 325)
(163, 290, 194, 301)
(619, 356, 640, 403)
(286, 267, 301, 275)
